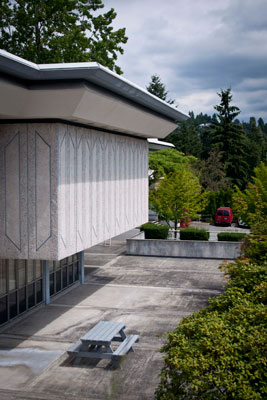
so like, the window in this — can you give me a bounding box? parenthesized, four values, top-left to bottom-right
(0, 254, 80, 326)
(0, 259, 44, 326)
(49, 254, 80, 298)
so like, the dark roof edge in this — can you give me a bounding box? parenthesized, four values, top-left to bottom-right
(0, 50, 189, 122)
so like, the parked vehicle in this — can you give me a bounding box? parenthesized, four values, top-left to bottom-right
(180, 209, 191, 228)
(214, 207, 233, 226)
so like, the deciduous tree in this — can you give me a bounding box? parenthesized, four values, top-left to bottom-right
(149, 149, 196, 184)
(150, 168, 206, 235)
(0, 0, 128, 74)
(233, 162, 267, 234)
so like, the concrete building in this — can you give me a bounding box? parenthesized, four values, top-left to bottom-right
(0, 50, 188, 326)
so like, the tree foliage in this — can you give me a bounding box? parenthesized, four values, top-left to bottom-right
(166, 122, 202, 158)
(244, 117, 267, 177)
(0, 0, 128, 74)
(150, 168, 206, 232)
(149, 149, 196, 184)
(209, 89, 249, 188)
(146, 74, 175, 104)
(233, 162, 267, 233)
(198, 150, 228, 192)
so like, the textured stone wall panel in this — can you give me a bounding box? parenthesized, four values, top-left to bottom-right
(0, 123, 58, 260)
(58, 125, 148, 259)
(0, 123, 148, 260)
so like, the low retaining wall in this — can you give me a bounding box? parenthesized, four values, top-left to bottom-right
(127, 233, 242, 259)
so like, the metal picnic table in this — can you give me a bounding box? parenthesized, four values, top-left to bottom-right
(68, 320, 139, 367)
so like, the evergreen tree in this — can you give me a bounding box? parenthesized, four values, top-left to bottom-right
(258, 117, 267, 135)
(249, 117, 265, 156)
(166, 122, 202, 158)
(210, 89, 249, 188)
(0, 0, 128, 74)
(199, 150, 228, 192)
(146, 74, 175, 104)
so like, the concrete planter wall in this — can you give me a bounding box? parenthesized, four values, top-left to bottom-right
(127, 232, 242, 259)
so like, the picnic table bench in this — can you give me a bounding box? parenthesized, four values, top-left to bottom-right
(68, 320, 139, 367)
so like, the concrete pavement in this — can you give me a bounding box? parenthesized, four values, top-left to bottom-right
(0, 239, 225, 400)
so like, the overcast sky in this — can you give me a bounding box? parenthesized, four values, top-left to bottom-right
(103, 0, 267, 122)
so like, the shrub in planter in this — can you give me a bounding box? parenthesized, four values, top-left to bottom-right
(140, 223, 169, 239)
(217, 232, 246, 242)
(180, 227, 209, 241)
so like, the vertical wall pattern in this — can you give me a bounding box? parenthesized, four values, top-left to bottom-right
(0, 123, 148, 260)
(0, 125, 27, 258)
(58, 125, 148, 259)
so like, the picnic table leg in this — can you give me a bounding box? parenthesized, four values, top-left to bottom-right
(73, 342, 88, 366)
(119, 329, 127, 340)
(112, 357, 121, 369)
(105, 344, 113, 354)
(73, 357, 81, 366)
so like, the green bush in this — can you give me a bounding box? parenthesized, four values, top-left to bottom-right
(140, 223, 169, 239)
(217, 232, 246, 242)
(242, 234, 267, 263)
(156, 299, 267, 400)
(156, 229, 267, 400)
(180, 227, 209, 241)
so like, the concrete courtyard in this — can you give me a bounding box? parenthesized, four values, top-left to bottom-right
(0, 237, 225, 400)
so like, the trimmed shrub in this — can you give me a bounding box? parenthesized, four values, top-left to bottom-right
(217, 232, 246, 242)
(140, 223, 169, 239)
(180, 227, 209, 241)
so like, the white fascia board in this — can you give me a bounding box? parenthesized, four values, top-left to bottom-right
(0, 49, 39, 70)
(148, 138, 175, 148)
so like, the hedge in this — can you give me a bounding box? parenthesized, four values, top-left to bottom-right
(180, 227, 209, 241)
(217, 232, 246, 242)
(140, 223, 169, 239)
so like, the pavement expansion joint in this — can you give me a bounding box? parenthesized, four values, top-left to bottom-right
(83, 281, 223, 293)
(0, 333, 73, 343)
(0, 388, 91, 400)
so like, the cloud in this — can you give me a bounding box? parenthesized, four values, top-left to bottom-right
(103, 0, 267, 121)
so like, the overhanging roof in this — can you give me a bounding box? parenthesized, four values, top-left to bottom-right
(0, 50, 189, 138)
(148, 138, 175, 151)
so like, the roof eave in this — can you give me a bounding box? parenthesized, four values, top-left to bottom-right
(0, 50, 189, 122)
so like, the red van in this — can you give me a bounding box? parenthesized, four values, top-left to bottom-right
(214, 207, 233, 226)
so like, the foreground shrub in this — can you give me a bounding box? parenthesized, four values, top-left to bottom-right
(180, 227, 209, 241)
(217, 232, 246, 242)
(156, 236, 267, 400)
(220, 259, 267, 296)
(242, 234, 267, 263)
(156, 300, 267, 400)
(140, 223, 169, 239)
